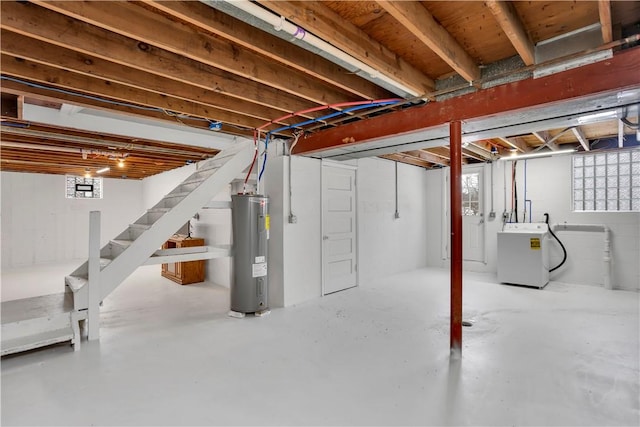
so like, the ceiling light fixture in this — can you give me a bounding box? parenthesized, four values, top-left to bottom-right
(118, 159, 125, 168)
(96, 167, 110, 174)
(84, 169, 91, 178)
(576, 110, 618, 125)
(498, 148, 577, 161)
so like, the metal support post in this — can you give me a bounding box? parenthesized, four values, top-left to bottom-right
(450, 121, 463, 357)
(88, 211, 101, 341)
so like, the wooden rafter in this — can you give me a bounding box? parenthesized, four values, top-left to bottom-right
(32, 1, 355, 106)
(141, 0, 392, 101)
(485, 1, 535, 66)
(405, 150, 449, 166)
(0, 30, 292, 129)
(498, 137, 530, 153)
(294, 47, 640, 155)
(0, 1, 319, 117)
(376, 0, 480, 82)
(257, 0, 435, 94)
(1, 81, 232, 136)
(598, 0, 613, 44)
(571, 127, 590, 151)
(380, 153, 431, 169)
(532, 131, 560, 151)
(0, 120, 218, 179)
(1, 54, 270, 130)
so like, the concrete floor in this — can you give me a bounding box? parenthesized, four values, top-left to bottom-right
(1, 263, 639, 426)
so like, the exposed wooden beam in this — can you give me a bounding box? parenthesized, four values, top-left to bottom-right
(531, 131, 559, 151)
(485, 1, 535, 66)
(598, 0, 613, 44)
(1, 81, 236, 136)
(424, 147, 452, 161)
(498, 137, 530, 153)
(380, 153, 431, 169)
(0, 1, 318, 117)
(376, 0, 480, 82)
(405, 150, 449, 166)
(141, 0, 391, 101)
(0, 30, 292, 128)
(294, 47, 640, 155)
(1, 54, 270, 130)
(572, 126, 590, 151)
(463, 143, 493, 160)
(33, 1, 354, 106)
(257, 0, 435, 94)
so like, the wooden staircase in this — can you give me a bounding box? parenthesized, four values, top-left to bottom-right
(1, 140, 255, 355)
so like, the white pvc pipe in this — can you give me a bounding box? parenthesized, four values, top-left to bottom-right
(553, 223, 612, 290)
(225, 0, 420, 97)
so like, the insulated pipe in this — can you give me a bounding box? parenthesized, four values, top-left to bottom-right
(224, 0, 419, 97)
(552, 223, 612, 290)
(450, 121, 463, 357)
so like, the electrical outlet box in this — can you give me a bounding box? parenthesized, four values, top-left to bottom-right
(394, 211, 400, 219)
(288, 214, 297, 224)
(489, 211, 496, 219)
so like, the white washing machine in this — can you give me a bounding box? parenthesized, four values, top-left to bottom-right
(497, 223, 550, 288)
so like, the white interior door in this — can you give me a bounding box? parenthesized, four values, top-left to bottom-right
(322, 162, 357, 295)
(462, 167, 485, 262)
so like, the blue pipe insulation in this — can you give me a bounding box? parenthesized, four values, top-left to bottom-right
(258, 100, 401, 180)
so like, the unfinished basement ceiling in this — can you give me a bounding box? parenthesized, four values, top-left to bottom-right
(1, 1, 639, 177)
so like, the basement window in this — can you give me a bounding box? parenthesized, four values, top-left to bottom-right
(65, 176, 103, 199)
(572, 147, 640, 212)
(462, 172, 480, 215)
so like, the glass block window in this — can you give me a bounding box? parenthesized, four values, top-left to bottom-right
(572, 147, 640, 212)
(65, 176, 103, 199)
(462, 172, 480, 215)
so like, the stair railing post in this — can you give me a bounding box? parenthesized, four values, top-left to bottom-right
(88, 211, 101, 340)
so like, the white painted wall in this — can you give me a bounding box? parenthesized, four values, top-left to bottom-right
(266, 144, 430, 307)
(357, 158, 429, 285)
(1, 172, 143, 269)
(424, 156, 640, 291)
(265, 153, 322, 307)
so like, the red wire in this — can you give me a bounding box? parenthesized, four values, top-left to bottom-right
(256, 98, 402, 132)
(243, 129, 258, 190)
(244, 98, 403, 191)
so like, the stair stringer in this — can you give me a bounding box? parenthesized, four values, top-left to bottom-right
(71, 140, 254, 309)
(99, 141, 254, 302)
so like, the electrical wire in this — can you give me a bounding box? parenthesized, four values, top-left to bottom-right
(254, 99, 403, 186)
(0, 75, 257, 133)
(544, 213, 567, 272)
(243, 129, 259, 193)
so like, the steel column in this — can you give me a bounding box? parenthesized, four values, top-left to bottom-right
(450, 121, 463, 356)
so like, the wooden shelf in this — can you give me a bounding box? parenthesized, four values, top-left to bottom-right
(161, 235, 205, 285)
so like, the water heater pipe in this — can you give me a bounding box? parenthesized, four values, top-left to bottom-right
(224, 0, 419, 97)
(553, 223, 612, 290)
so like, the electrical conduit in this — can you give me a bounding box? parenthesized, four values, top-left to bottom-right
(223, 0, 420, 97)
